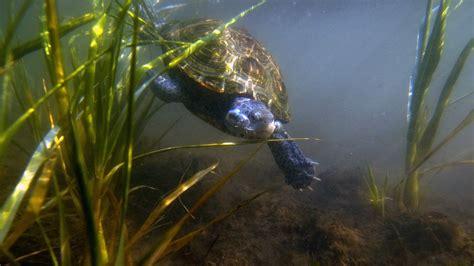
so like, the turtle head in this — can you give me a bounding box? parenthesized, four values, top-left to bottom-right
(225, 98, 276, 139)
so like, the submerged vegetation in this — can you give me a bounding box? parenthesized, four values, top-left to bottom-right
(0, 0, 471, 264)
(0, 0, 267, 264)
(366, 0, 473, 212)
(363, 166, 390, 217)
(401, 0, 473, 210)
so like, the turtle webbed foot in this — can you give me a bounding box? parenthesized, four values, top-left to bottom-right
(283, 157, 319, 190)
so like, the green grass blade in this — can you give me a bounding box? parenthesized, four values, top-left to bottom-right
(0, 0, 34, 65)
(98, 2, 134, 173)
(419, 0, 433, 62)
(26, 148, 58, 215)
(0, 127, 59, 243)
(0, 61, 12, 134)
(167, 0, 266, 69)
(403, 0, 450, 210)
(42, 3, 103, 262)
(51, 172, 71, 266)
(448, 90, 474, 106)
(0, 0, 33, 136)
(37, 219, 59, 266)
(97, 220, 109, 265)
(418, 38, 474, 155)
(1, 138, 59, 251)
(95, 137, 316, 195)
(127, 163, 219, 248)
(0, 49, 109, 158)
(365, 166, 378, 196)
(138, 44, 189, 75)
(2, 181, 66, 250)
(99, 107, 128, 172)
(414, 0, 449, 105)
(43, 0, 70, 118)
(141, 145, 263, 265)
(115, 1, 135, 264)
(406, 0, 449, 168)
(11, 66, 45, 143)
(409, 109, 474, 174)
(133, 137, 316, 161)
(382, 175, 390, 217)
(364, 165, 392, 217)
(420, 160, 474, 175)
(364, 165, 380, 211)
(161, 191, 267, 259)
(82, 13, 108, 150)
(69, 121, 101, 266)
(11, 13, 95, 61)
(103, 138, 316, 180)
(138, 0, 266, 81)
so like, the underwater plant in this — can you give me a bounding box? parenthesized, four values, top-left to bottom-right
(363, 0, 473, 214)
(401, 0, 473, 210)
(0, 0, 267, 264)
(363, 166, 390, 217)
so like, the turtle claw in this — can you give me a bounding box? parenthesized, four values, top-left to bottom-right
(297, 186, 313, 192)
(302, 170, 313, 176)
(283, 157, 319, 190)
(309, 159, 319, 166)
(313, 176, 321, 181)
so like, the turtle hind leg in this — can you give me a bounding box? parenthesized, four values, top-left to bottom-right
(146, 72, 183, 103)
(268, 122, 319, 190)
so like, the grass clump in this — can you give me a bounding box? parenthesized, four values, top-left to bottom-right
(363, 166, 390, 217)
(365, 0, 473, 214)
(401, 0, 473, 210)
(0, 0, 267, 264)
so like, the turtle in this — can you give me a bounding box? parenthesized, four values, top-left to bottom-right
(145, 19, 319, 189)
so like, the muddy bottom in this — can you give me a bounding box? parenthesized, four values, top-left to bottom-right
(130, 151, 473, 265)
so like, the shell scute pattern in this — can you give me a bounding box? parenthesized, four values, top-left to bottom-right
(163, 19, 290, 122)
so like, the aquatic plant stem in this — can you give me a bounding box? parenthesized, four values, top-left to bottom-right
(403, 0, 449, 210)
(12, 13, 95, 61)
(43, 0, 100, 264)
(115, 1, 135, 265)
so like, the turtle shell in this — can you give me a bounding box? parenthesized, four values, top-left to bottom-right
(162, 19, 290, 122)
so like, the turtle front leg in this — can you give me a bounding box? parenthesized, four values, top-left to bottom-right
(146, 71, 183, 103)
(268, 122, 319, 190)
